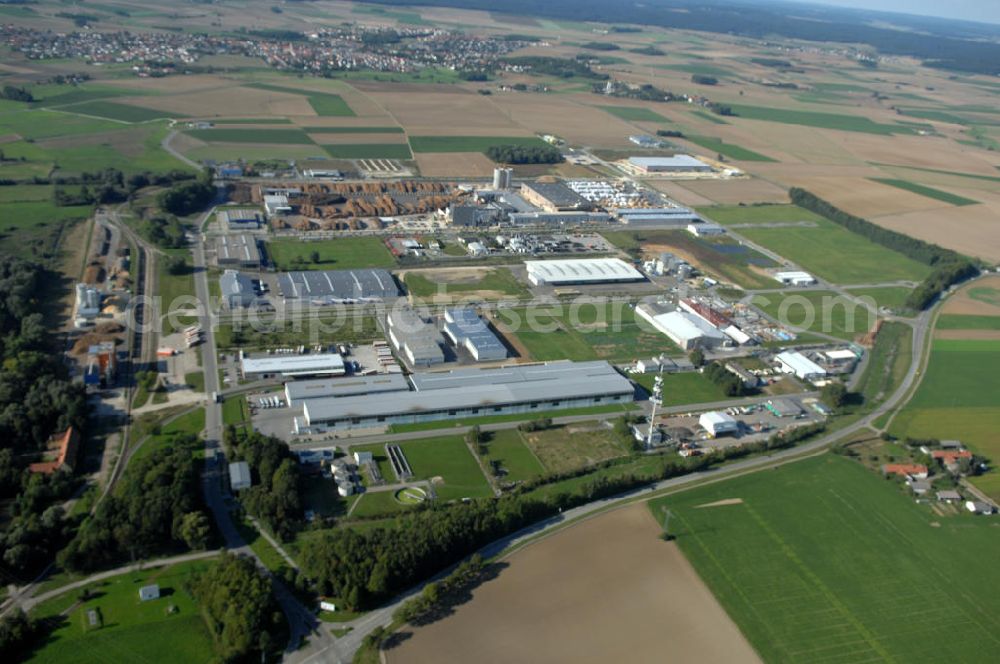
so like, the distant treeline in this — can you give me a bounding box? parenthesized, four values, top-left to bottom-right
(789, 188, 978, 310)
(0, 85, 33, 103)
(691, 74, 718, 85)
(630, 46, 664, 56)
(485, 144, 563, 164)
(360, 0, 1000, 75)
(502, 56, 607, 80)
(158, 170, 215, 216)
(580, 41, 620, 51)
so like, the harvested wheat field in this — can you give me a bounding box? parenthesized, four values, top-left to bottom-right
(871, 204, 1000, 262)
(373, 92, 519, 131)
(387, 503, 760, 664)
(416, 152, 495, 177)
(778, 175, 945, 218)
(941, 276, 1000, 316)
(680, 178, 789, 205)
(644, 180, 716, 207)
(492, 94, 640, 146)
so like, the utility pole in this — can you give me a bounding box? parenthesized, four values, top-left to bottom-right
(647, 371, 663, 450)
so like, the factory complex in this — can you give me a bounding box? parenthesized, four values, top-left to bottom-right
(295, 360, 634, 432)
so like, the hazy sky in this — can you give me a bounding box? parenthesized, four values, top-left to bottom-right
(806, 0, 1000, 24)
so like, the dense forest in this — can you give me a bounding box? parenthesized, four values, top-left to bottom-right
(58, 434, 211, 572)
(485, 144, 563, 165)
(500, 56, 607, 80)
(157, 170, 216, 216)
(0, 255, 88, 578)
(50, 168, 196, 208)
(789, 188, 978, 309)
(365, 0, 1000, 75)
(227, 430, 303, 541)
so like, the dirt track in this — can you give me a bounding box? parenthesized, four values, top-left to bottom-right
(387, 503, 760, 664)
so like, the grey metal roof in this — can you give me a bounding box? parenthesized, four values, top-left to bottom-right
(285, 374, 410, 404)
(409, 360, 618, 391)
(304, 361, 633, 423)
(229, 461, 251, 487)
(522, 181, 591, 209)
(442, 308, 505, 356)
(525, 258, 645, 284)
(215, 234, 261, 264)
(242, 353, 345, 376)
(277, 269, 399, 301)
(220, 270, 255, 297)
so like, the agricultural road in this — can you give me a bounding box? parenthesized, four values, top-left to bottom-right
(162, 128, 203, 170)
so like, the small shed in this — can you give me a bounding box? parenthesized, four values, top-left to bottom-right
(354, 451, 373, 465)
(936, 490, 962, 503)
(139, 584, 160, 601)
(229, 461, 252, 491)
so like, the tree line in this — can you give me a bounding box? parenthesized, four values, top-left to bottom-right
(50, 168, 196, 207)
(789, 188, 978, 310)
(500, 56, 607, 80)
(485, 144, 563, 165)
(227, 429, 303, 541)
(703, 361, 754, 397)
(0, 85, 33, 103)
(157, 170, 216, 216)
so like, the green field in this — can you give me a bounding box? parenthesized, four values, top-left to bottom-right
(215, 313, 380, 350)
(185, 128, 314, 144)
(132, 407, 205, 463)
(213, 118, 294, 124)
(353, 436, 492, 502)
(501, 302, 679, 362)
(655, 63, 731, 78)
(753, 290, 878, 341)
(869, 162, 1000, 184)
(845, 286, 914, 311)
(305, 126, 404, 133)
(602, 229, 777, 289)
(403, 268, 528, 298)
(727, 103, 919, 135)
(652, 454, 1000, 663)
(684, 135, 776, 162)
(890, 337, 1000, 498)
(321, 143, 412, 159)
(733, 209, 930, 284)
(409, 135, 547, 153)
(386, 403, 636, 434)
(631, 371, 731, 406)
(699, 203, 824, 226)
(690, 109, 729, 125)
(597, 105, 670, 122)
(30, 559, 217, 664)
(935, 314, 1000, 330)
(244, 83, 355, 117)
(266, 236, 395, 270)
(519, 421, 629, 474)
(65, 100, 174, 123)
(0, 197, 92, 256)
(481, 430, 547, 482)
(0, 110, 125, 140)
(869, 178, 979, 206)
(854, 321, 912, 406)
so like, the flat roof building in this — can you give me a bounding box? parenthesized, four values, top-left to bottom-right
(699, 411, 739, 437)
(284, 374, 410, 407)
(520, 181, 592, 212)
(277, 269, 399, 302)
(264, 194, 291, 216)
(229, 461, 251, 491)
(214, 234, 261, 268)
(774, 271, 817, 286)
(387, 306, 445, 367)
(687, 222, 725, 237)
(636, 303, 728, 351)
(217, 208, 262, 229)
(615, 207, 699, 227)
(628, 155, 713, 174)
(442, 308, 508, 361)
(242, 353, 345, 378)
(775, 351, 827, 381)
(301, 360, 633, 431)
(525, 258, 645, 286)
(220, 270, 257, 309)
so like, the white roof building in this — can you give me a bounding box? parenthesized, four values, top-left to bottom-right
(775, 351, 827, 381)
(264, 194, 291, 216)
(636, 305, 728, 351)
(699, 411, 739, 437)
(525, 258, 645, 286)
(774, 271, 817, 286)
(241, 353, 346, 378)
(687, 222, 725, 237)
(627, 155, 713, 173)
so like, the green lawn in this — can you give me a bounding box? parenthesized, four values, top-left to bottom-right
(222, 396, 251, 429)
(854, 321, 912, 406)
(321, 143, 412, 159)
(890, 338, 1000, 499)
(734, 211, 930, 284)
(409, 135, 547, 153)
(185, 128, 315, 144)
(869, 178, 978, 206)
(684, 135, 776, 162)
(65, 100, 175, 123)
(520, 421, 629, 474)
(726, 103, 918, 135)
(157, 253, 196, 333)
(266, 236, 395, 270)
(403, 268, 527, 298)
(30, 558, 217, 664)
(697, 204, 823, 226)
(631, 371, 731, 406)
(501, 302, 680, 362)
(481, 430, 546, 482)
(651, 454, 1000, 663)
(0, 198, 91, 257)
(132, 407, 205, 463)
(244, 83, 355, 117)
(597, 105, 670, 122)
(845, 286, 914, 311)
(753, 290, 879, 341)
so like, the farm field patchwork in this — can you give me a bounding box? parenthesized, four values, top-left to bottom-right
(727, 103, 920, 135)
(935, 314, 1000, 330)
(244, 82, 356, 116)
(597, 105, 670, 123)
(651, 454, 1000, 663)
(29, 558, 218, 664)
(304, 126, 404, 133)
(698, 204, 824, 226)
(409, 135, 547, 153)
(683, 135, 776, 162)
(321, 143, 412, 159)
(266, 237, 395, 270)
(64, 100, 175, 123)
(869, 178, 978, 206)
(853, 321, 912, 406)
(184, 128, 314, 144)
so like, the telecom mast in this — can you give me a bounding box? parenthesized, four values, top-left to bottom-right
(647, 372, 664, 449)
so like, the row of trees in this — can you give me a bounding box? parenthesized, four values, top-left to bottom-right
(228, 430, 303, 541)
(703, 361, 753, 397)
(691, 74, 718, 85)
(789, 188, 978, 309)
(501, 56, 607, 80)
(49, 168, 196, 207)
(157, 171, 215, 216)
(58, 435, 211, 572)
(485, 144, 564, 165)
(0, 85, 33, 103)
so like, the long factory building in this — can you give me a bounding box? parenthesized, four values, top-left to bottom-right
(295, 360, 634, 432)
(525, 257, 646, 286)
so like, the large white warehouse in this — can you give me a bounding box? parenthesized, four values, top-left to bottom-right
(525, 258, 645, 286)
(636, 303, 728, 351)
(775, 351, 827, 381)
(699, 411, 739, 437)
